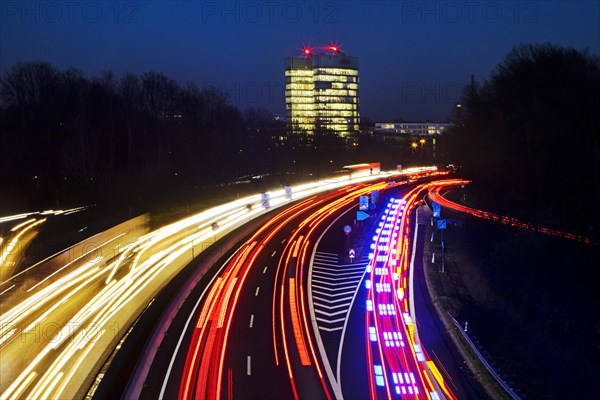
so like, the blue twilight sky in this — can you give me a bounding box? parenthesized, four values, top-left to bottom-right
(1, 0, 598, 121)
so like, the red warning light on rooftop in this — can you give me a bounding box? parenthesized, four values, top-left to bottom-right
(300, 44, 343, 57)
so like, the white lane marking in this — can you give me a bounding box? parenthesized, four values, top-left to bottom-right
(312, 295, 353, 304)
(159, 250, 239, 400)
(319, 326, 343, 332)
(247, 356, 252, 375)
(271, 251, 277, 257)
(312, 261, 365, 268)
(312, 289, 355, 298)
(263, 267, 268, 274)
(281, 239, 287, 244)
(308, 205, 358, 400)
(255, 287, 260, 296)
(311, 283, 359, 293)
(315, 251, 338, 256)
(249, 314, 254, 328)
(314, 309, 348, 317)
(316, 316, 346, 324)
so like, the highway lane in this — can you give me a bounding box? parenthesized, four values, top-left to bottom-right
(1, 190, 303, 398)
(1, 168, 449, 400)
(359, 184, 451, 399)
(143, 181, 392, 400)
(178, 182, 391, 400)
(342, 179, 489, 400)
(140, 173, 476, 400)
(2, 174, 403, 399)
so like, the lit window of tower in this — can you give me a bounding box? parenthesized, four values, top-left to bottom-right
(285, 44, 360, 139)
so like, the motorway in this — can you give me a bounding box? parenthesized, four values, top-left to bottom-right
(3, 173, 581, 399)
(142, 181, 390, 399)
(1, 170, 416, 399)
(130, 176, 485, 400)
(0, 169, 486, 400)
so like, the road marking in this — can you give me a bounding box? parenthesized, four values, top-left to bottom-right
(316, 251, 338, 256)
(281, 239, 287, 244)
(249, 314, 254, 328)
(312, 269, 364, 278)
(159, 250, 239, 400)
(312, 288, 355, 298)
(319, 326, 343, 332)
(255, 287, 260, 296)
(312, 295, 353, 304)
(311, 283, 359, 293)
(263, 267, 268, 274)
(316, 316, 346, 324)
(270, 251, 277, 257)
(247, 356, 251, 375)
(308, 204, 359, 400)
(0, 284, 15, 296)
(315, 308, 348, 317)
(313, 260, 363, 267)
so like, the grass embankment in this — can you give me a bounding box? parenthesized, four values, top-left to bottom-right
(422, 189, 600, 399)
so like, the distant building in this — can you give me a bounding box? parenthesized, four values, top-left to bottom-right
(285, 45, 360, 139)
(374, 122, 449, 136)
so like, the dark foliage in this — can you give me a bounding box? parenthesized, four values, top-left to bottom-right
(447, 43, 600, 237)
(0, 62, 286, 211)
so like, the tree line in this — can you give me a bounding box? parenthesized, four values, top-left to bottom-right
(447, 43, 600, 237)
(0, 62, 283, 209)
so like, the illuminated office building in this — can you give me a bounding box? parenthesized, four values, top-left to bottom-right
(285, 45, 360, 139)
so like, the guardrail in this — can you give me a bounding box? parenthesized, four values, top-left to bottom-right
(448, 313, 521, 400)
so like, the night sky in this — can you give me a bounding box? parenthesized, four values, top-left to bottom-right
(1, 1, 598, 121)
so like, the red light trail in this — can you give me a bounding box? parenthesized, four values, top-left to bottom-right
(364, 180, 458, 400)
(428, 182, 595, 245)
(179, 181, 389, 400)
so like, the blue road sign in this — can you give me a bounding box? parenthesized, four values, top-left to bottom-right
(343, 225, 352, 235)
(437, 219, 447, 230)
(432, 201, 441, 218)
(261, 193, 270, 209)
(371, 190, 379, 204)
(359, 196, 369, 211)
(356, 211, 369, 221)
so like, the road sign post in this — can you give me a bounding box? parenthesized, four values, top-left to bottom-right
(441, 230, 445, 273)
(437, 219, 446, 272)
